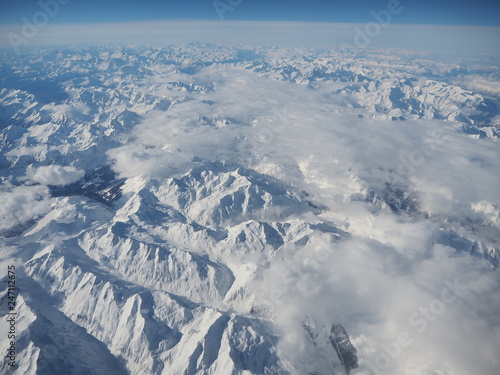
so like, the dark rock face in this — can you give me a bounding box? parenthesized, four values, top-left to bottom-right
(330, 324, 359, 375)
(50, 165, 125, 205)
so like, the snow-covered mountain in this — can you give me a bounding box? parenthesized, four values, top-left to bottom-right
(1, 44, 499, 375)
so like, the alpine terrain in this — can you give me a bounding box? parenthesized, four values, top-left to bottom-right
(1, 44, 499, 375)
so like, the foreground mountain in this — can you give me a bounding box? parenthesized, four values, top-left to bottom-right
(1, 44, 499, 375)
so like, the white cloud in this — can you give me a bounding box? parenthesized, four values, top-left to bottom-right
(453, 75, 500, 97)
(0, 185, 50, 232)
(27, 165, 85, 186)
(251, 219, 500, 375)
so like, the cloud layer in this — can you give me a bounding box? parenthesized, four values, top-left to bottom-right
(27, 165, 85, 186)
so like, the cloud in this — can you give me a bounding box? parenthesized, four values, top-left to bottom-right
(453, 74, 500, 98)
(251, 216, 500, 375)
(27, 165, 85, 186)
(0, 185, 50, 232)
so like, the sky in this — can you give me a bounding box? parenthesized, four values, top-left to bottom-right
(0, 0, 500, 52)
(1, 0, 500, 26)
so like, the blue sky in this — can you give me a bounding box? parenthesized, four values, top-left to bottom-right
(1, 0, 500, 26)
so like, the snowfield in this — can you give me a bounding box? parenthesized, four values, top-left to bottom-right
(1, 43, 499, 375)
